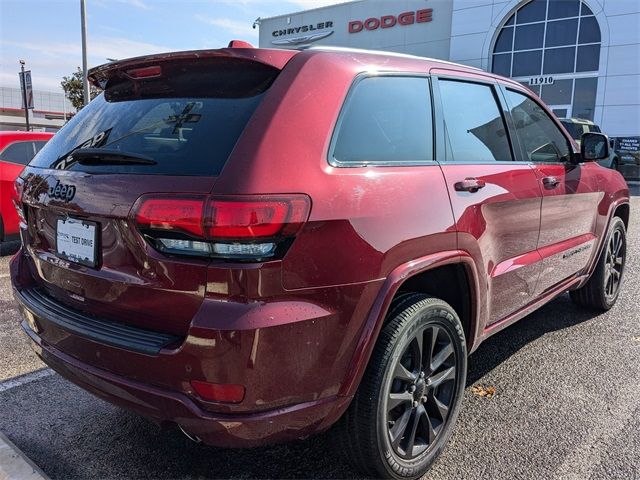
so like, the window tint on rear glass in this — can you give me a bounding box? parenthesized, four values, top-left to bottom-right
(331, 76, 433, 165)
(505, 90, 572, 163)
(0, 141, 34, 165)
(31, 94, 263, 175)
(439, 80, 513, 162)
(29, 93, 265, 175)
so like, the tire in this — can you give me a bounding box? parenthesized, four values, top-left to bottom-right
(333, 294, 467, 479)
(570, 216, 627, 311)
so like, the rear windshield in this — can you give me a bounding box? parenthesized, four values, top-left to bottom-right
(30, 60, 275, 176)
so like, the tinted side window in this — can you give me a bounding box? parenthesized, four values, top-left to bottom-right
(33, 141, 48, 154)
(505, 90, 571, 163)
(439, 80, 513, 162)
(332, 76, 433, 165)
(0, 141, 34, 165)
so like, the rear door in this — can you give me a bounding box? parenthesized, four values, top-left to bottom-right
(501, 88, 600, 295)
(18, 55, 279, 336)
(432, 73, 543, 325)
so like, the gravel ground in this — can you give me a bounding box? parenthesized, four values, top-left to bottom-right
(0, 199, 638, 480)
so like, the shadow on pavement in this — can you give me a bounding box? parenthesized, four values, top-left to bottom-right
(466, 293, 600, 386)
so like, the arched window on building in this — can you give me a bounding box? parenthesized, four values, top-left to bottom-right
(492, 0, 601, 120)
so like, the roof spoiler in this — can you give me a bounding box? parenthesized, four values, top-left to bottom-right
(88, 44, 297, 89)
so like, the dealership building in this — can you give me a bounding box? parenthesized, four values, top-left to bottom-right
(259, 0, 640, 142)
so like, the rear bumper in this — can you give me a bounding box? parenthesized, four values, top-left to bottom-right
(9, 240, 383, 446)
(21, 320, 351, 447)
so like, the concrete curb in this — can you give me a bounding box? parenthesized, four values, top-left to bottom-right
(0, 432, 49, 480)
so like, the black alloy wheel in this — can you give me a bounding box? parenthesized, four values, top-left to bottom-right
(333, 294, 467, 479)
(570, 216, 627, 311)
(385, 323, 457, 459)
(604, 226, 625, 301)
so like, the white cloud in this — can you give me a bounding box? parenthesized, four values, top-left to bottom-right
(213, 0, 347, 7)
(199, 0, 348, 17)
(286, 0, 350, 8)
(92, 0, 150, 9)
(87, 37, 173, 62)
(196, 15, 258, 40)
(0, 36, 172, 95)
(108, 0, 151, 9)
(123, 0, 151, 9)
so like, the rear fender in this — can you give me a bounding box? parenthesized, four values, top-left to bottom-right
(338, 250, 481, 398)
(575, 195, 630, 289)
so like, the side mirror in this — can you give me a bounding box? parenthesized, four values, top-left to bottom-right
(581, 132, 610, 161)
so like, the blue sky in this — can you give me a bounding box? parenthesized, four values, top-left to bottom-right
(0, 0, 344, 94)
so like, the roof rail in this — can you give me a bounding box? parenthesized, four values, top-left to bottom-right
(303, 45, 483, 71)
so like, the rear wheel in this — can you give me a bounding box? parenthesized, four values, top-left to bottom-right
(570, 216, 626, 310)
(334, 294, 467, 479)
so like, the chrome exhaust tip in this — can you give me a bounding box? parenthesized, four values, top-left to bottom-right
(178, 424, 202, 444)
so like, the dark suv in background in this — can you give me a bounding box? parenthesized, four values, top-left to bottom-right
(11, 44, 629, 479)
(559, 117, 620, 170)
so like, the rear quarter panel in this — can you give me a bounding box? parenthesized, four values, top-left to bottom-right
(213, 51, 459, 403)
(215, 51, 458, 289)
(588, 165, 630, 271)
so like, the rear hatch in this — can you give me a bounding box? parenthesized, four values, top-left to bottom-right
(18, 49, 291, 337)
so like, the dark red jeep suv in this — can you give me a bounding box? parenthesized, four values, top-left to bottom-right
(11, 43, 629, 479)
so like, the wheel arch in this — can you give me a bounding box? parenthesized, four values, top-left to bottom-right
(574, 197, 630, 291)
(614, 202, 630, 230)
(338, 250, 481, 398)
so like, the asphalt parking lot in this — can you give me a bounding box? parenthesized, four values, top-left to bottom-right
(1, 198, 639, 480)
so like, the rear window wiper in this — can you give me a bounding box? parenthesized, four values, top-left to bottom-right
(71, 148, 157, 166)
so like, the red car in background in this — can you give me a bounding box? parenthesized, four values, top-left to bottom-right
(0, 131, 54, 245)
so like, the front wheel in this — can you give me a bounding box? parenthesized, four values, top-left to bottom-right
(570, 216, 627, 310)
(333, 294, 467, 479)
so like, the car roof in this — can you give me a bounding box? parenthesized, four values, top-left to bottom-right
(89, 43, 524, 91)
(559, 118, 597, 125)
(0, 131, 54, 138)
(304, 45, 482, 70)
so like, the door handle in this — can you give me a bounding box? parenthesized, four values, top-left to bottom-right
(454, 178, 486, 193)
(542, 176, 560, 189)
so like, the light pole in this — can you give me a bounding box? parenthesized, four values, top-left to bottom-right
(19, 60, 30, 131)
(80, 0, 90, 106)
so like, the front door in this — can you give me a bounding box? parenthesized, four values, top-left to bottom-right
(433, 75, 543, 325)
(502, 89, 600, 295)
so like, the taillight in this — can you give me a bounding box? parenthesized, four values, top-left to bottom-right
(135, 196, 205, 237)
(13, 177, 26, 225)
(132, 194, 311, 261)
(206, 197, 309, 238)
